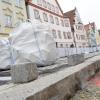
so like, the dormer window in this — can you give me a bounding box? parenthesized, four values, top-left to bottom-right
(51, 4, 55, 12)
(73, 20, 75, 22)
(43, 0, 47, 8)
(47, 2, 51, 10)
(55, 7, 59, 14)
(37, 0, 42, 6)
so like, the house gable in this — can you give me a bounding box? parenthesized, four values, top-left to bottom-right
(74, 8, 82, 24)
(64, 8, 83, 25)
(27, 0, 63, 16)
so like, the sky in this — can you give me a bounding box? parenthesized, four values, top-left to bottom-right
(58, 0, 100, 29)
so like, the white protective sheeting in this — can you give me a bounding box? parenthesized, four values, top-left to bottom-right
(0, 39, 11, 69)
(9, 20, 57, 66)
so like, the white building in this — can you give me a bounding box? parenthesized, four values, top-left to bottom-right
(85, 23, 97, 47)
(26, 0, 74, 48)
(64, 8, 88, 47)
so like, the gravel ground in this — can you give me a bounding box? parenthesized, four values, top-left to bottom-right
(70, 85, 100, 100)
(70, 72, 100, 100)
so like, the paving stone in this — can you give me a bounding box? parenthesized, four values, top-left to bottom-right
(11, 63, 38, 83)
(68, 54, 85, 66)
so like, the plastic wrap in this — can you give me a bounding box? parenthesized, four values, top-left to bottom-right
(9, 20, 57, 66)
(0, 39, 11, 69)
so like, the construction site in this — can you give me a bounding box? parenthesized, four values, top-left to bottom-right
(0, 20, 100, 100)
(0, 0, 100, 99)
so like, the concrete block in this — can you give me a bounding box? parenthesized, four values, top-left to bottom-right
(11, 63, 38, 83)
(68, 54, 85, 66)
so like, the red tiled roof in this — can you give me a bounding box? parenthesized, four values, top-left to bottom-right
(63, 8, 76, 26)
(84, 22, 95, 32)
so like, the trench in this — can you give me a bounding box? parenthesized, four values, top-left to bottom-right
(70, 70, 100, 100)
(27, 61, 100, 100)
(0, 55, 100, 100)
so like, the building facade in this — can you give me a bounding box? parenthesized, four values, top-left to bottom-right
(98, 29, 100, 45)
(97, 30, 100, 45)
(26, 0, 74, 48)
(0, 0, 27, 38)
(84, 23, 97, 47)
(95, 28, 100, 46)
(64, 8, 88, 47)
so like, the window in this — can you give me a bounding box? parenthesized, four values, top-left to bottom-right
(66, 44, 68, 47)
(55, 7, 59, 14)
(76, 34, 78, 39)
(42, 0, 47, 8)
(43, 13, 48, 22)
(37, 0, 42, 6)
(49, 15, 54, 24)
(63, 32, 67, 39)
(64, 20, 69, 27)
(61, 20, 64, 27)
(55, 17, 59, 25)
(81, 35, 85, 40)
(76, 34, 81, 40)
(73, 20, 75, 23)
(5, 15, 12, 27)
(15, 0, 22, 7)
(18, 18, 23, 23)
(98, 30, 100, 36)
(34, 9, 40, 20)
(58, 31, 62, 39)
(76, 25, 83, 30)
(47, 2, 51, 10)
(79, 35, 81, 40)
(51, 4, 55, 12)
(47, 2, 52, 10)
(60, 44, 63, 48)
(67, 32, 72, 39)
(52, 30, 57, 38)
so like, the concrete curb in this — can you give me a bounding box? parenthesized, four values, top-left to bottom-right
(0, 55, 100, 100)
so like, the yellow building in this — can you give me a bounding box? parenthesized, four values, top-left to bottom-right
(89, 22, 100, 46)
(96, 30, 100, 45)
(0, 0, 27, 38)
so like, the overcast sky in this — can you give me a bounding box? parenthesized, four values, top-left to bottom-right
(58, 0, 100, 29)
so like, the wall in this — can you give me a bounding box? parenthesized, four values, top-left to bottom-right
(27, 0, 74, 48)
(96, 30, 100, 45)
(0, 0, 27, 38)
(73, 9, 88, 47)
(0, 55, 100, 100)
(73, 24, 88, 47)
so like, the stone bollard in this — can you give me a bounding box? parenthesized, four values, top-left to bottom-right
(11, 63, 38, 83)
(68, 54, 85, 66)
